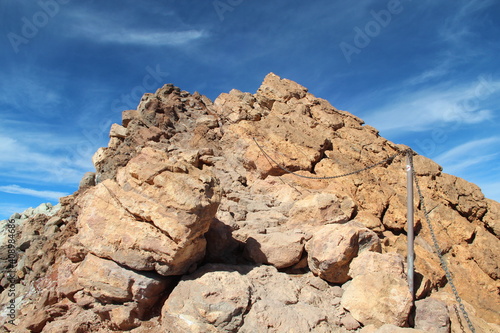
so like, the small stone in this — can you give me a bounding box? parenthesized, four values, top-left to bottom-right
(342, 312, 361, 330)
(414, 298, 450, 333)
(109, 123, 128, 138)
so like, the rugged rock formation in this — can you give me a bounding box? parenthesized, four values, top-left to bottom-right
(1, 73, 499, 332)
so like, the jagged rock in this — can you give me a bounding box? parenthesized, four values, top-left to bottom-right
(306, 223, 360, 284)
(306, 221, 381, 284)
(74, 254, 168, 312)
(162, 264, 348, 332)
(341, 312, 361, 330)
(483, 198, 500, 236)
(161, 265, 252, 332)
(288, 192, 356, 226)
(76, 147, 221, 276)
(414, 298, 451, 333)
(364, 324, 426, 333)
(109, 123, 128, 138)
(5, 73, 500, 332)
(244, 230, 306, 269)
(341, 251, 413, 327)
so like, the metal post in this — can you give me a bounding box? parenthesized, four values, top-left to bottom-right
(406, 151, 415, 301)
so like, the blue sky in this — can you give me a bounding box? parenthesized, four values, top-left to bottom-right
(1, 0, 499, 219)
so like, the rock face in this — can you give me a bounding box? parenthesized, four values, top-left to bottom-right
(341, 252, 413, 327)
(75, 147, 221, 276)
(1, 73, 499, 332)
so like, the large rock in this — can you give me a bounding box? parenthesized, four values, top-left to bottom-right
(7, 73, 500, 331)
(76, 147, 221, 276)
(306, 222, 381, 284)
(288, 192, 356, 226)
(244, 230, 306, 269)
(161, 266, 252, 332)
(414, 298, 450, 333)
(74, 254, 168, 311)
(161, 264, 350, 332)
(341, 251, 413, 327)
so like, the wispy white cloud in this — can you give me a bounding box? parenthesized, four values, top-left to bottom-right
(0, 73, 64, 117)
(65, 9, 206, 47)
(95, 30, 207, 46)
(362, 76, 500, 133)
(434, 137, 500, 174)
(0, 132, 93, 185)
(438, 0, 496, 45)
(0, 185, 68, 201)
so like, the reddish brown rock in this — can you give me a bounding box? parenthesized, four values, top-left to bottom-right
(5, 73, 500, 332)
(76, 147, 220, 276)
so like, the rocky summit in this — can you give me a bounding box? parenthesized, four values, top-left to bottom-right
(1, 73, 499, 332)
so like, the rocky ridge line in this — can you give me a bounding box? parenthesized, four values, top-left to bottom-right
(0, 73, 498, 332)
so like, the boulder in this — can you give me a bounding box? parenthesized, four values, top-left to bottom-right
(161, 266, 252, 332)
(414, 298, 450, 333)
(76, 147, 221, 276)
(341, 252, 412, 327)
(289, 192, 356, 226)
(161, 264, 349, 332)
(74, 254, 168, 312)
(306, 223, 361, 284)
(244, 230, 305, 269)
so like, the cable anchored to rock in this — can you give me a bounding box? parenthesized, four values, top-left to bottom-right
(252, 137, 408, 179)
(253, 137, 476, 332)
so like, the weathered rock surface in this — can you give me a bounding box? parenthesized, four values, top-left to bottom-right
(162, 264, 352, 333)
(341, 251, 413, 327)
(1, 73, 499, 332)
(414, 298, 451, 333)
(75, 147, 221, 276)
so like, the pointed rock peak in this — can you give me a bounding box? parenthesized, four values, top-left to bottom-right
(257, 72, 309, 103)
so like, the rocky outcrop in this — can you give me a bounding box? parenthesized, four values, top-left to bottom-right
(75, 146, 221, 276)
(341, 252, 413, 327)
(1, 73, 499, 332)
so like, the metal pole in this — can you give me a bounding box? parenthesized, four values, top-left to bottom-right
(406, 151, 415, 301)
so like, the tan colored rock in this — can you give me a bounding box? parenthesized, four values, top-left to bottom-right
(470, 226, 500, 279)
(240, 300, 330, 333)
(162, 265, 348, 332)
(306, 223, 360, 284)
(256, 72, 308, 103)
(109, 123, 128, 138)
(214, 89, 264, 123)
(431, 291, 500, 333)
(244, 230, 305, 269)
(289, 192, 356, 226)
(108, 303, 141, 330)
(122, 109, 140, 127)
(341, 252, 412, 327)
(373, 325, 426, 333)
(161, 266, 252, 332)
(483, 198, 500, 236)
(354, 211, 384, 232)
(76, 147, 220, 276)
(74, 253, 168, 311)
(8, 73, 500, 331)
(348, 251, 405, 279)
